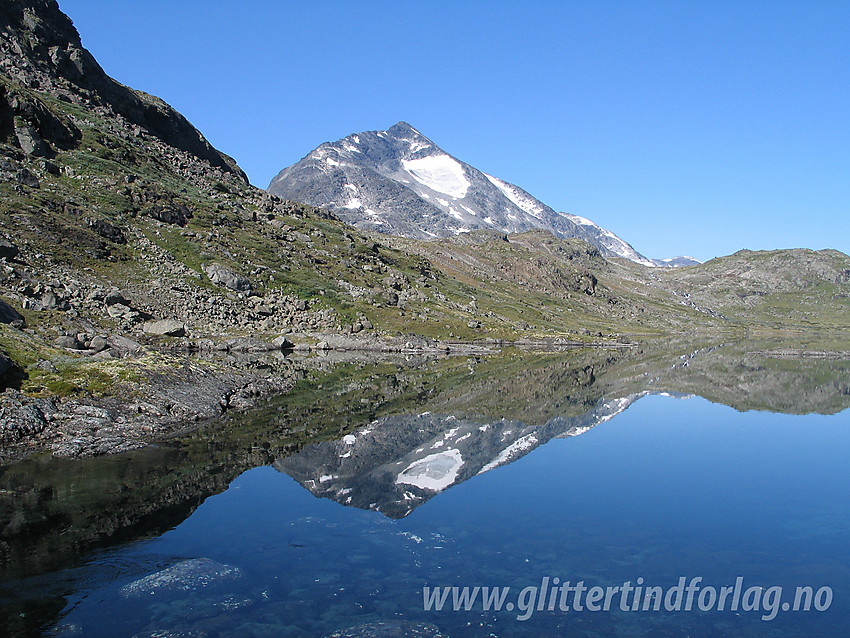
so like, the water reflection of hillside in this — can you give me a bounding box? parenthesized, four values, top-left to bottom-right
(1, 340, 848, 581)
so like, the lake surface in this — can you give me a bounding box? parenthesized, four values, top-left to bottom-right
(1, 343, 849, 637)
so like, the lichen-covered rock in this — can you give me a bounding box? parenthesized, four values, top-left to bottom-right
(203, 262, 252, 293)
(0, 391, 49, 440)
(142, 319, 186, 337)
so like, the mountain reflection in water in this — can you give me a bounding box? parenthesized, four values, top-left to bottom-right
(1, 340, 849, 636)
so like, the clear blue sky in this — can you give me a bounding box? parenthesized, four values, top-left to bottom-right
(59, 0, 849, 262)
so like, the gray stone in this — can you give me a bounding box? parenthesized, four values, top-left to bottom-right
(15, 168, 40, 188)
(41, 160, 60, 175)
(87, 219, 127, 244)
(106, 302, 135, 319)
(15, 124, 48, 157)
(41, 291, 68, 310)
(142, 319, 186, 337)
(271, 335, 293, 349)
(1, 404, 47, 439)
(32, 359, 58, 373)
(54, 335, 83, 349)
(104, 290, 130, 306)
(203, 263, 252, 292)
(108, 335, 142, 356)
(88, 335, 109, 352)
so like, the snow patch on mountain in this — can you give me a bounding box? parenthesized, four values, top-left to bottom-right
(562, 213, 657, 267)
(396, 449, 464, 492)
(478, 433, 539, 474)
(402, 154, 470, 198)
(485, 174, 545, 220)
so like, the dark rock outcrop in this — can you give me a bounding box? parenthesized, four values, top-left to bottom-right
(0, 299, 24, 326)
(0, 239, 19, 260)
(0, 0, 246, 179)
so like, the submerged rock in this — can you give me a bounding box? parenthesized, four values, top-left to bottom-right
(324, 621, 448, 638)
(119, 558, 242, 598)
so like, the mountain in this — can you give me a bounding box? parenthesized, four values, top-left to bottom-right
(268, 121, 665, 266)
(653, 255, 702, 267)
(275, 394, 643, 519)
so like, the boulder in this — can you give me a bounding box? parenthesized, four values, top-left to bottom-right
(87, 218, 127, 244)
(0, 352, 14, 377)
(106, 302, 136, 319)
(15, 123, 48, 157)
(104, 290, 130, 306)
(53, 335, 83, 349)
(147, 203, 192, 226)
(142, 319, 186, 337)
(15, 168, 40, 188)
(0, 239, 19, 261)
(203, 263, 252, 293)
(41, 291, 69, 311)
(108, 335, 142, 356)
(272, 335, 293, 349)
(88, 335, 109, 352)
(0, 300, 24, 326)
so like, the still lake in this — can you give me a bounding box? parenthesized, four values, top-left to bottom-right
(1, 344, 849, 637)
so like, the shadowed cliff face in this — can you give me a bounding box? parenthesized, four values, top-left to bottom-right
(0, 0, 245, 177)
(2, 340, 848, 588)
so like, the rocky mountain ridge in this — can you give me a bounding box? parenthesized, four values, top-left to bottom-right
(268, 121, 699, 267)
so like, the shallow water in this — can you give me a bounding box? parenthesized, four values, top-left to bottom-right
(2, 345, 849, 637)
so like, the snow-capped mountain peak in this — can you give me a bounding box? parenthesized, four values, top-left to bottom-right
(268, 122, 679, 266)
